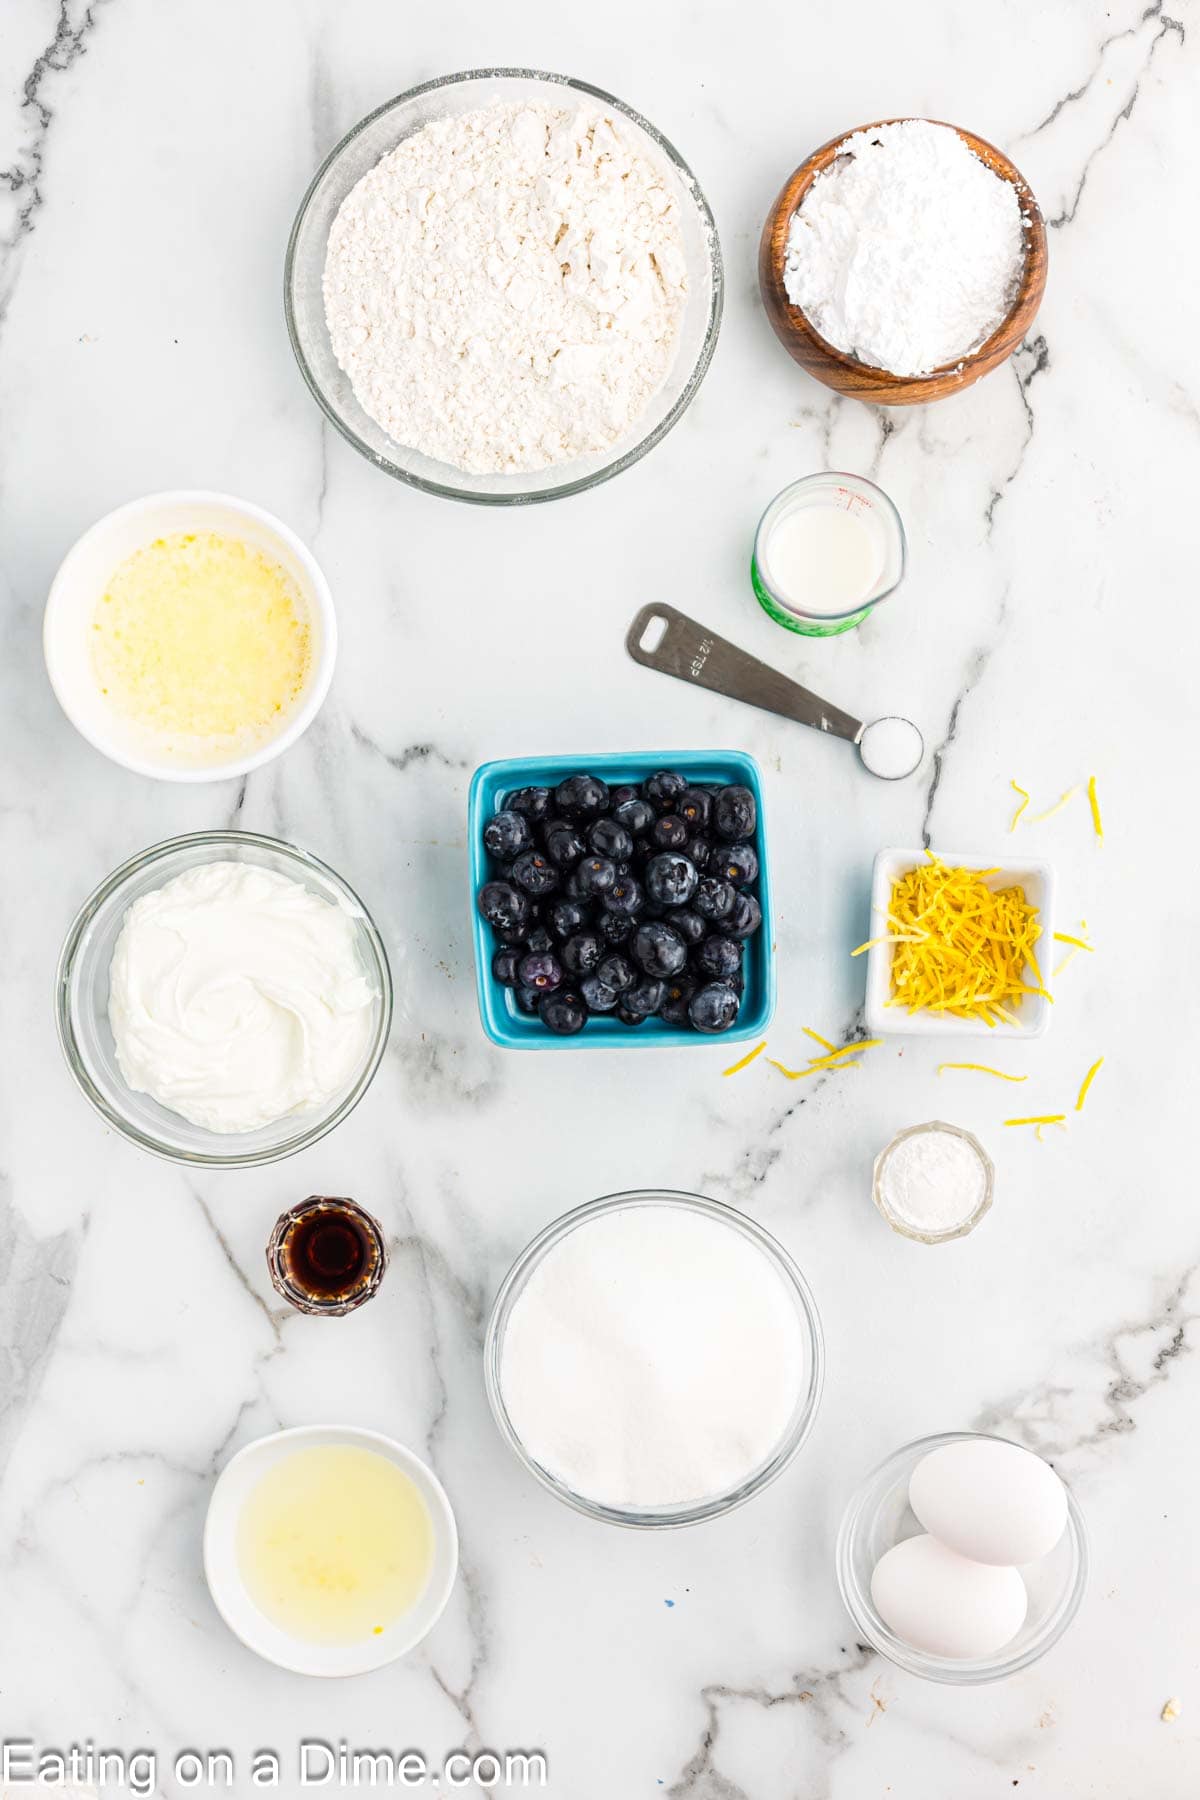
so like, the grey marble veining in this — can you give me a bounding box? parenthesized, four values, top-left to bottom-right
(1, 0, 1198, 1795)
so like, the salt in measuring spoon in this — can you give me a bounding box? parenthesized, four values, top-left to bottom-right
(625, 602, 924, 780)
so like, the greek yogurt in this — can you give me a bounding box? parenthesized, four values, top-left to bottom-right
(108, 861, 376, 1133)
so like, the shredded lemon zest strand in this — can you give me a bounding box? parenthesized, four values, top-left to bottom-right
(1053, 932, 1093, 952)
(766, 1058, 810, 1080)
(1075, 1057, 1104, 1112)
(803, 1026, 837, 1053)
(877, 855, 1047, 1023)
(937, 1062, 1028, 1082)
(1053, 946, 1080, 976)
(1029, 786, 1080, 824)
(1009, 780, 1030, 832)
(851, 933, 923, 957)
(1087, 774, 1103, 843)
(1005, 1114, 1067, 1128)
(803, 1041, 879, 1070)
(723, 1041, 766, 1077)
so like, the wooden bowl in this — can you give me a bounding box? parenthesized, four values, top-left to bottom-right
(758, 119, 1047, 407)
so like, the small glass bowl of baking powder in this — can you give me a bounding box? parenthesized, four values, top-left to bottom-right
(873, 1121, 994, 1244)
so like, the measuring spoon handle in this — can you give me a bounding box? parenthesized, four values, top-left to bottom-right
(625, 603, 863, 743)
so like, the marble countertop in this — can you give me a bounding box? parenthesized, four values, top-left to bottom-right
(1, 1, 1196, 1795)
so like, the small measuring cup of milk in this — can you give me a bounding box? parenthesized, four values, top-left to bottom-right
(751, 472, 906, 638)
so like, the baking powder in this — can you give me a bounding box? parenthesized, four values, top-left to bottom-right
(323, 101, 688, 474)
(783, 120, 1026, 378)
(876, 1125, 990, 1237)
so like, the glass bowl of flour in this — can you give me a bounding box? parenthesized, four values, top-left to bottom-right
(484, 1190, 824, 1527)
(286, 69, 723, 504)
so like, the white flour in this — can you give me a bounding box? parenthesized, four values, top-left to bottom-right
(878, 1127, 989, 1235)
(783, 120, 1026, 378)
(323, 101, 688, 474)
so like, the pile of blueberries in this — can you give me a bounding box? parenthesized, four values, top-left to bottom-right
(476, 769, 763, 1036)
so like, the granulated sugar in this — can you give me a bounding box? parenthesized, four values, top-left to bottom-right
(323, 101, 688, 474)
(783, 120, 1026, 378)
(498, 1203, 806, 1510)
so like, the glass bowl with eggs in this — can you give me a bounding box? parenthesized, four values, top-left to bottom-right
(55, 831, 392, 1167)
(285, 68, 723, 504)
(836, 1431, 1088, 1683)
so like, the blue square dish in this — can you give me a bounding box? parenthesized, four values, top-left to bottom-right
(468, 750, 776, 1050)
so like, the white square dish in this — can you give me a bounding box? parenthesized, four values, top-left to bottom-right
(863, 847, 1056, 1040)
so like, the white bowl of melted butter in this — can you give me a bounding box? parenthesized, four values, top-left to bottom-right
(44, 490, 336, 781)
(204, 1425, 459, 1676)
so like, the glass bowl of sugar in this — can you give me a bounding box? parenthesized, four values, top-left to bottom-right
(484, 1190, 824, 1528)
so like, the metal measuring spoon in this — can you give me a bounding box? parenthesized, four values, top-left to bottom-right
(625, 602, 924, 781)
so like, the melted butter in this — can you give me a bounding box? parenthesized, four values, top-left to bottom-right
(90, 530, 311, 748)
(237, 1445, 433, 1645)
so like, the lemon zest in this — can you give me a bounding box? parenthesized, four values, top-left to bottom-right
(1029, 786, 1079, 824)
(1087, 774, 1103, 843)
(1005, 1114, 1067, 1128)
(937, 1062, 1028, 1082)
(803, 1040, 880, 1070)
(878, 855, 1047, 1023)
(1075, 1057, 1104, 1112)
(722, 1041, 767, 1077)
(1053, 932, 1093, 952)
(766, 1058, 811, 1080)
(803, 1026, 837, 1053)
(851, 933, 923, 957)
(1008, 780, 1030, 831)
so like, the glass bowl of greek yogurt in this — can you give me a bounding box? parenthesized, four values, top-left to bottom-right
(484, 1190, 824, 1527)
(285, 68, 723, 504)
(55, 832, 392, 1167)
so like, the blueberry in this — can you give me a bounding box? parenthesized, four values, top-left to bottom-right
(669, 907, 706, 947)
(688, 837, 715, 872)
(651, 814, 690, 852)
(539, 989, 586, 1035)
(483, 809, 532, 862)
(596, 954, 636, 994)
(525, 925, 553, 956)
(478, 881, 530, 936)
(492, 946, 522, 986)
(555, 773, 610, 819)
(561, 930, 603, 977)
(505, 786, 552, 823)
(660, 976, 697, 1026)
(613, 793, 654, 836)
(715, 785, 757, 841)
(515, 984, 542, 1014)
(549, 898, 586, 939)
(609, 784, 640, 809)
(616, 1004, 648, 1027)
(511, 850, 559, 897)
(645, 770, 687, 813)
(597, 910, 634, 946)
(580, 973, 620, 1012)
(519, 951, 563, 994)
(696, 935, 743, 981)
(631, 920, 687, 979)
(621, 977, 665, 1020)
(677, 787, 712, 832)
(694, 876, 736, 922)
(644, 853, 698, 909)
(602, 873, 644, 916)
(575, 856, 616, 898)
(688, 981, 741, 1033)
(543, 821, 586, 867)
(718, 842, 759, 887)
(723, 892, 763, 939)
(589, 817, 634, 862)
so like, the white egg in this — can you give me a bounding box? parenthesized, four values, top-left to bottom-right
(871, 1534, 1028, 1659)
(909, 1438, 1068, 1566)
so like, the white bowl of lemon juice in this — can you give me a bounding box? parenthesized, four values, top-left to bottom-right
(43, 490, 336, 782)
(204, 1425, 459, 1676)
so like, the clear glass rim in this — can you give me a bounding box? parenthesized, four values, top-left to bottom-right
(284, 67, 724, 506)
(835, 1430, 1090, 1684)
(483, 1188, 825, 1528)
(752, 471, 908, 623)
(54, 829, 393, 1168)
(872, 1120, 995, 1244)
